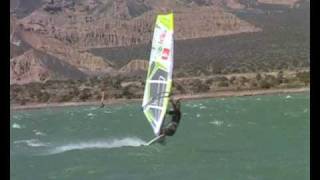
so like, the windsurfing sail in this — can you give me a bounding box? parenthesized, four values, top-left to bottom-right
(142, 13, 174, 136)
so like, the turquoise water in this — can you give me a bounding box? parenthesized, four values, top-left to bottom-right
(10, 93, 309, 180)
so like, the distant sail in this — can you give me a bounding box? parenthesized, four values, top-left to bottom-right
(142, 13, 174, 136)
(100, 91, 105, 108)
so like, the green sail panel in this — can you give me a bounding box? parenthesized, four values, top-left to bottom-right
(142, 13, 174, 136)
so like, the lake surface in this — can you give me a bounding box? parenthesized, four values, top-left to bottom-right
(10, 92, 309, 180)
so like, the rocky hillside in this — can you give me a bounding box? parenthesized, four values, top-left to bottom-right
(119, 59, 148, 75)
(10, 49, 87, 84)
(89, 0, 309, 77)
(10, 30, 116, 84)
(18, 31, 114, 73)
(15, 2, 261, 49)
(10, 0, 308, 84)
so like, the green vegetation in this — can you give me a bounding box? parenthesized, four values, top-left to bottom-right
(10, 70, 309, 105)
(296, 71, 310, 86)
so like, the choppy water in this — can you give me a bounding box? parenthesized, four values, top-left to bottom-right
(10, 92, 309, 180)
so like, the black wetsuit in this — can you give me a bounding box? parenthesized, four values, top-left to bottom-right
(161, 108, 181, 136)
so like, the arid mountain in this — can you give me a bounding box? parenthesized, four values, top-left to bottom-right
(90, 1, 309, 76)
(10, 0, 308, 84)
(10, 0, 301, 17)
(10, 25, 115, 84)
(119, 59, 148, 76)
(9, 0, 309, 107)
(18, 31, 114, 73)
(15, 2, 261, 49)
(10, 49, 87, 84)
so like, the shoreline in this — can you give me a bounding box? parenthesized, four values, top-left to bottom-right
(11, 87, 309, 111)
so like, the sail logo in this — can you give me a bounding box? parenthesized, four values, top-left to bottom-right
(161, 48, 170, 60)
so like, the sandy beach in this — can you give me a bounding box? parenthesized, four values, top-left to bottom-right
(11, 87, 309, 111)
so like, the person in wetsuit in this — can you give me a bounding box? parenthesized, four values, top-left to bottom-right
(99, 91, 105, 108)
(159, 97, 181, 137)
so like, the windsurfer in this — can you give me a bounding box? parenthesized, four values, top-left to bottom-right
(159, 97, 182, 137)
(99, 91, 105, 108)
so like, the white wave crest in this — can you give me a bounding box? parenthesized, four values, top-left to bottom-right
(87, 113, 95, 117)
(209, 120, 224, 126)
(14, 139, 50, 147)
(46, 137, 147, 155)
(33, 129, 46, 136)
(12, 123, 22, 129)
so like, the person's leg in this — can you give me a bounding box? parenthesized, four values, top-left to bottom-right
(164, 124, 177, 136)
